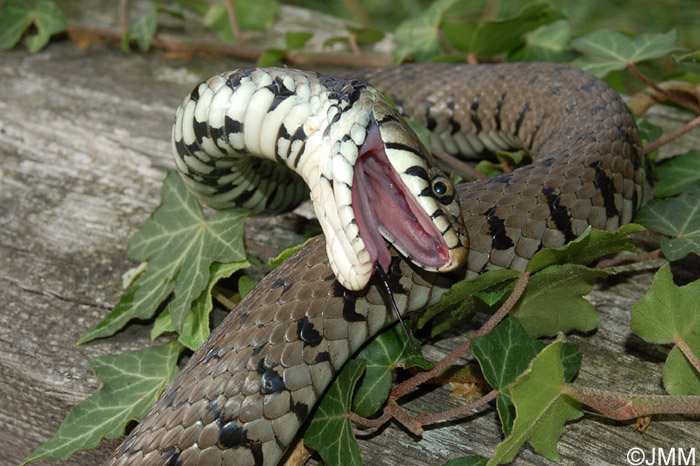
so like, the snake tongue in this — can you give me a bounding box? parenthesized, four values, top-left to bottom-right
(351, 125, 449, 273)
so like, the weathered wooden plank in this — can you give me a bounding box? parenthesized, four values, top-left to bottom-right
(1, 38, 699, 466)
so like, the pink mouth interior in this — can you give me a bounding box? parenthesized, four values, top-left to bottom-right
(351, 124, 450, 273)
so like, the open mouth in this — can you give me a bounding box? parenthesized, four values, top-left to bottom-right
(351, 123, 450, 273)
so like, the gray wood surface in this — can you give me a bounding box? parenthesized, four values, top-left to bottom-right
(2, 37, 700, 466)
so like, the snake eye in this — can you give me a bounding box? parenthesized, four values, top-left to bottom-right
(431, 176, 454, 203)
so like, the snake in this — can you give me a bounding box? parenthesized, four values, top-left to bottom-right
(106, 62, 645, 466)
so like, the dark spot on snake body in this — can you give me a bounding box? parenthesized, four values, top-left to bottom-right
(322, 273, 335, 281)
(430, 209, 445, 220)
(296, 316, 323, 347)
(165, 448, 181, 466)
(292, 401, 309, 421)
(565, 105, 576, 114)
(376, 113, 399, 125)
(385, 141, 423, 157)
(271, 277, 293, 295)
(514, 103, 530, 136)
(224, 116, 243, 137)
(542, 188, 576, 242)
(590, 161, 619, 218)
(343, 299, 366, 323)
(449, 117, 462, 134)
(581, 80, 595, 92)
(404, 165, 430, 181)
(486, 207, 515, 250)
(261, 367, 286, 394)
(549, 86, 561, 95)
(315, 351, 331, 363)
(541, 157, 555, 167)
(218, 421, 245, 448)
(201, 346, 224, 364)
(225, 69, 248, 90)
(529, 75, 538, 84)
(426, 114, 437, 131)
(590, 105, 603, 115)
(162, 389, 179, 408)
(239, 312, 249, 325)
(206, 398, 223, 418)
(189, 84, 200, 101)
(251, 344, 266, 356)
(292, 140, 307, 168)
(231, 186, 256, 205)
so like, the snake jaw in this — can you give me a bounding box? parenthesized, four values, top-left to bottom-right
(351, 122, 464, 279)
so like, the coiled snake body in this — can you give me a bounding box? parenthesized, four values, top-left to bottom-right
(108, 63, 644, 465)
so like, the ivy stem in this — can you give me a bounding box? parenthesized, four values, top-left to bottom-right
(673, 337, 700, 374)
(431, 146, 486, 180)
(391, 271, 530, 400)
(119, 0, 129, 33)
(225, 0, 243, 42)
(595, 248, 663, 269)
(415, 389, 499, 426)
(562, 384, 700, 419)
(627, 61, 700, 114)
(643, 114, 700, 155)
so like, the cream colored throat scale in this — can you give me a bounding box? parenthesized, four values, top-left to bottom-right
(173, 67, 469, 290)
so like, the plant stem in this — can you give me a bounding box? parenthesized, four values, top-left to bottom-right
(674, 337, 700, 374)
(225, 0, 243, 42)
(66, 24, 393, 68)
(595, 249, 663, 269)
(627, 62, 700, 114)
(119, 0, 129, 33)
(391, 271, 530, 400)
(644, 114, 700, 155)
(563, 384, 700, 419)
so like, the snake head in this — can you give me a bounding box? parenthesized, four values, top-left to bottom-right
(318, 90, 469, 291)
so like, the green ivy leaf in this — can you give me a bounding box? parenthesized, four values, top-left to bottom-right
(514, 264, 608, 337)
(353, 326, 411, 417)
(674, 50, 700, 64)
(78, 172, 247, 343)
(654, 151, 700, 198)
(571, 29, 680, 77)
(204, 0, 278, 41)
(488, 337, 582, 465)
(286, 30, 313, 50)
(443, 456, 489, 466)
(463, 2, 566, 59)
(393, 0, 459, 62)
(526, 224, 643, 272)
(635, 182, 700, 260)
(509, 20, 575, 62)
(473, 317, 581, 435)
(21, 340, 182, 464)
(631, 264, 700, 395)
(419, 269, 519, 336)
(237, 274, 257, 299)
(0, 0, 33, 50)
(126, 7, 159, 52)
(26, 0, 67, 53)
(267, 230, 321, 268)
(347, 24, 385, 45)
(178, 260, 249, 350)
(305, 359, 366, 466)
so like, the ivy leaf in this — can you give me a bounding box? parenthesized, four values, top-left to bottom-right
(305, 359, 366, 466)
(514, 264, 608, 337)
(125, 7, 158, 52)
(509, 20, 575, 62)
(419, 269, 519, 337)
(267, 230, 321, 268)
(0, 0, 33, 50)
(0, 0, 66, 52)
(488, 337, 583, 465)
(635, 182, 700, 260)
(455, 2, 566, 60)
(571, 30, 680, 77)
(526, 224, 643, 272)
(654, 151, 700, 198)
(631, 264, 700, 395)
(473, 317, 581, 435)
(78, 172, 247, 343)
(151, 261, 250, 350)
(443, 456, 489, 466)
(675, 50, 700, 64)
(393, 0, 459, 62)
(21, 340, 182, 464)
(237, 275, 258, 299)
(353, 326, 411, 417)
(204, 0, 278, 41)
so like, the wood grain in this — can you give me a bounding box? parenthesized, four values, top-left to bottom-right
(1, 40, 699, 466)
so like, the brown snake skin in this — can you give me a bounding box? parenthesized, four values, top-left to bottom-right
(107, 63, 645, 465)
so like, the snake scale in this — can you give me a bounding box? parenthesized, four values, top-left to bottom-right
(107, 63, 645, 465)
